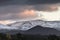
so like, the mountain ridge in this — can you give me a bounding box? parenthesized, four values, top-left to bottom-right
(7, 20, 60, 31)
(19, 25, 60, 36)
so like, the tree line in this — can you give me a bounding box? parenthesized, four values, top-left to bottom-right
(0, 33, 60, 40)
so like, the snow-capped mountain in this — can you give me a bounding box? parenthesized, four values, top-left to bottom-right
(0, 20, 60, 35)
(0, 24, 18, 30)
(0, 19, 60, 31)
(7, 20, 60, 31)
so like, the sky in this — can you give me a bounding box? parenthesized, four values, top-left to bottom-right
(0, 0, 60, 25)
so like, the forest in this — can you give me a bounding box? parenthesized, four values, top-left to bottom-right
(0, 33, 60, 40)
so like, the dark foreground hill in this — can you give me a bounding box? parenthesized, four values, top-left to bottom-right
(20, 25, 60, 36)
(0, 25, 60, 40)
(0, 25, 60, 36)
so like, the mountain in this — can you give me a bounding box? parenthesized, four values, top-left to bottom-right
(7, 20, 60, 31)
(0, 20, 60, 35)
(19, 25, 60, 36)
(0, 24, 19, 30)
(0, 23, 60, 35)
(0, 24, 20, 34)
(7, 21, 35, 31)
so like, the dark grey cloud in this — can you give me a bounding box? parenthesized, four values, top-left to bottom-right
(0, 0, 60, 20)
(26, 0, 60, 5)
(0, 0, 60, 6)
(0, 5, 35, 20)
(0, 0, 27, 6)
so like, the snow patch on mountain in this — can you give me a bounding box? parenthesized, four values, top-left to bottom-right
(8, 20, 60, 31)
(0, 20, 60, 31)
(0, 24, 18, 30)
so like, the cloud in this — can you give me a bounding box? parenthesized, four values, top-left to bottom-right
(26, 0, 60, 5)
(0, 20, 16, 25)
(0, 4, 60, 20)
(0, 5, 35, 20)
(0, 0, 60, 20)
(0, 0, 60, 5)
(16, 9, 39, 20)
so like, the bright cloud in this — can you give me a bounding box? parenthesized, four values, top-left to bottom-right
(0, 20, 16, 25)
(35, 6, 60, 21)
(17, 9, 37, 18)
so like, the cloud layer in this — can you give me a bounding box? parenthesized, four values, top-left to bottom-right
(0, 0, 60, 20)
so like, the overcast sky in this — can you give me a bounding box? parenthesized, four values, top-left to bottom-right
(0, 0, 60, 20)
